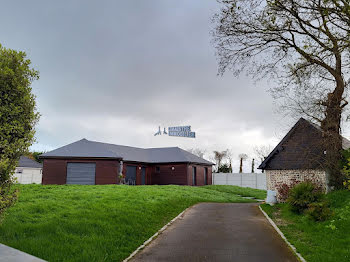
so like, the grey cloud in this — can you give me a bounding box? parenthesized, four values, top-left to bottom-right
(0, 0, 291, 165)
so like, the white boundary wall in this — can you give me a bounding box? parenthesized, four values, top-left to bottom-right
(14, 167, 42, 184)
(213, 173, 267, 190)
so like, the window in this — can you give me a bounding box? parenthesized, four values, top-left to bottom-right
(192, 166, 197, 186)
(156, 166, 160, 173)
(204, 167, 208, 185)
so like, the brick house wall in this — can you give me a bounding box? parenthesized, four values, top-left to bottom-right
(266, 169, 328, 201)
(43, 159, 212, 186)
(151, 163, 189, 185)
(42, 159, 119, 185)
(187, 165, 212, 186)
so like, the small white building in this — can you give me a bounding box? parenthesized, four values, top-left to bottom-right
(14, 156, 43, 184)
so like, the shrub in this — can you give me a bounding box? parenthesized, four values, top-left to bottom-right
(276, 181, 299, 202)
(0, 181, 18, 216)
(341, 149, 350, 189)
(306, 201, 332, 221)
(0, 44, 39, 214)
(218, 163, 232, 173)
(287, 182, 323, 213)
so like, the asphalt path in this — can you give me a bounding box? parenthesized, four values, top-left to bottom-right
(131, 203, 298, 262)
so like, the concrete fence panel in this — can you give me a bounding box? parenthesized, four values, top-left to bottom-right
(213, 173, 266, 190)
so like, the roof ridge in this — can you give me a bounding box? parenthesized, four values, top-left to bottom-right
(146, 146, 179, 150)
(85, 139, 147, 150)
(84, 139, 123, 157)
(177, 147, 194, 162)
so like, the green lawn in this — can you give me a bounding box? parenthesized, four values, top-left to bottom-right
(261, 190, 350, 262)
(203, 185, 266, 200)
(0, 184, 265, 262)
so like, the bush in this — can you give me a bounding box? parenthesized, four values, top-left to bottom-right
(276, 181, 298, 202)
(287, 182, 323, 213)
(306, 201, 332, 221)
(217, 163, 232, 173)
(0, 181, 18, 216)
(0, 44, 39, 214)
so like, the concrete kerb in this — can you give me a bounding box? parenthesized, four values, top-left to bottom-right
(258, 205, 307, 262)
(122, 206, 191, 262)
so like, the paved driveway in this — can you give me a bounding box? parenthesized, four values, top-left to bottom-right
(0, 244, 45, 262)
(131, 203, 298, 262)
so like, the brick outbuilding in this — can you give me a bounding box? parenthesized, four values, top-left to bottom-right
(40, 139, 213, 186)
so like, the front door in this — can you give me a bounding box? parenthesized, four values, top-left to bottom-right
(126, 166, 137, 185)
(141, 167, 146, 185)
(192, 166, 197, 186)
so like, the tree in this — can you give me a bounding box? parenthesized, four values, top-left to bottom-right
(226, 149, 233, 172)
(213, 150, 227, 172)
(239, 153, 248, 173)
(213, 0, 350, 188)
(254, 145, 273, 172)
(0, 44, 39, 212)
(25, 151, 44, 163)
(254, 145, 273, 163)
(218, 163, 231, 173)
(187, 148, 206, 158)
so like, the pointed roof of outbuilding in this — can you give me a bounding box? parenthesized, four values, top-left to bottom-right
(18, 156, 42, 168)
(259, 118, 350, 170)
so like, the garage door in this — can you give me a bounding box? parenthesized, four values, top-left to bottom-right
(67, 163, 96, 185)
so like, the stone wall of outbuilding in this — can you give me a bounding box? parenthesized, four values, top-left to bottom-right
(266, 169, 328, 201)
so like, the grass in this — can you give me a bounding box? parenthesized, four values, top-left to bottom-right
(203, 185, 266, 200)
(261, 190, 350, 262)
(0, 184, 265, 262)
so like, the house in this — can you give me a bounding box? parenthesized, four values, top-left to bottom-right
(40, 139, 213, 186)
(14, 156, 43, 184)
(258, 118, 350, 198)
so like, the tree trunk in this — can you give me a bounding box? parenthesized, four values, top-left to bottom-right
(239, 158, 243, 173)
(321, 80, 345, 189)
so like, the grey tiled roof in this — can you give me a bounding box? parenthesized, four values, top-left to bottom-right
(18, 156, 42, 168)
(41, 139, 213, 165)
(259, 118, 350, 170)
(309, 120, 350, 150)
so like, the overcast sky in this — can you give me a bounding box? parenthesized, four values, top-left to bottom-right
(0, 0, 315, 172)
